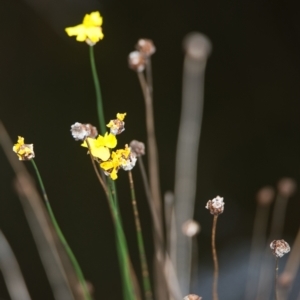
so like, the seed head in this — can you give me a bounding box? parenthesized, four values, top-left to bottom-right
(71, 123, 98, 141)
(128, 51, 146, 72)
(136, 39, 156, 57)
(270, 239, 290, 258)
(183, 294, 202, 300)
(129, 140, 145, 157)
(206, 195, 224, 215)
(121, 148, 137, 171)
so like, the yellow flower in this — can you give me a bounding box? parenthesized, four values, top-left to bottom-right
(100, 151, 122, 180)
(13, 136, 35, 161)
(107, 113, 127, 135)
(81, 132, 117, 161)
(65, 11, 104, 44)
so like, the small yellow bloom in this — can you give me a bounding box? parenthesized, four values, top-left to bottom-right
(65, 11, 104, 44)
(13, 136, 35, 161)
(81, 132, 117, 161)
(107, 113, 127, 135)
(100, 152, 122, 180)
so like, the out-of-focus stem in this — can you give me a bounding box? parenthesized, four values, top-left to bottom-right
(128, 171, 153, 300)
(174, 33, 211, 295)
(0, 121, 78, 300)
(212, 215, 219, 300)
(31, 159, 91, 300)
(245, 195, 272, 300)
(0, 230, 32, 300)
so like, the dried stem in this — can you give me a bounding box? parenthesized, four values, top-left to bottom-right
(137, 72, 162, 232)
(128, 171, 153, 300)
(137, 72, 168, 300)
(275, 257, 279, 300)
(212, 215, 219, 300)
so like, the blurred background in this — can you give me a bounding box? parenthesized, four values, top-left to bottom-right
(0, 0, 299, 299)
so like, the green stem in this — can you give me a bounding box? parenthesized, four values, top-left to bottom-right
(30, 159, 91, 300)
(107, 187, 136, 300)
(89, 45, 106, 135)
(128, 171, 153, 300)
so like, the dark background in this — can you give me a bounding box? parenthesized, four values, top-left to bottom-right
(0, 0, 299, 299)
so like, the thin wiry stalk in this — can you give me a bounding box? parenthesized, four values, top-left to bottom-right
(275, 257, 279, 300)
(0, 230, 32, 300)
(30, 159, 92, 300)
(136, 72, 163, 233)
(89, 46, 106, 135)
(212, 215, 219, 300)
(128, 171, 153, 300)
(256, 193, 291, 300)
(137, 72, 168, 300)
(279, 227, 300, 298)
(145, 57, 153, 97)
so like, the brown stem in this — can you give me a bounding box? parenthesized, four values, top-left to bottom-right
(212, 215, 219, 300)
(275, 257, 279, 300)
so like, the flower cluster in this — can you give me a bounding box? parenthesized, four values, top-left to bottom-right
(206, 195, 225, 215)
(13, 136, 35, 161)
(65, 11, 104, 45)
(71, 113, 137, 180)
(128, 39, 156, 72)
(270, 239, 290, 258)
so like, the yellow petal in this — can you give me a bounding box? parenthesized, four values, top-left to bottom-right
(85, 27, 104, 43)
(91, 146, 110, 161)
(110, 168, 118, 180)
(100, 160, 114, 171)
(103, 133, 117, 148)
(117, 113, 126, 121)
(106, 120, 114, 128)
(83, 11, 103, 27)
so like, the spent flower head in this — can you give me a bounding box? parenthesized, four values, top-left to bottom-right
(65, 11, 104, 45)
(13, 136, 35, 161)
(206, 195, 224, 215)
(129, 140, 145, 157)
(270, 239, 290, 258)
(136, 39, 156, 57)
(128, 51, 146, 72)
(107, 113, 126, 135)
(81, 132, 117, 161)
(71, 122, 98, 141)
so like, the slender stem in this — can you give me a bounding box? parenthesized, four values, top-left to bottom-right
(145, 57, 153, 97)
(30, 159, 91, 300)
(137, 72, 162, 229)
(85, 143, 136, 300)
(212, 215, 219, 300)
(89, 46, 106, 135)
(128, 171, 153, 300)
(275, 257, 279, 300)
